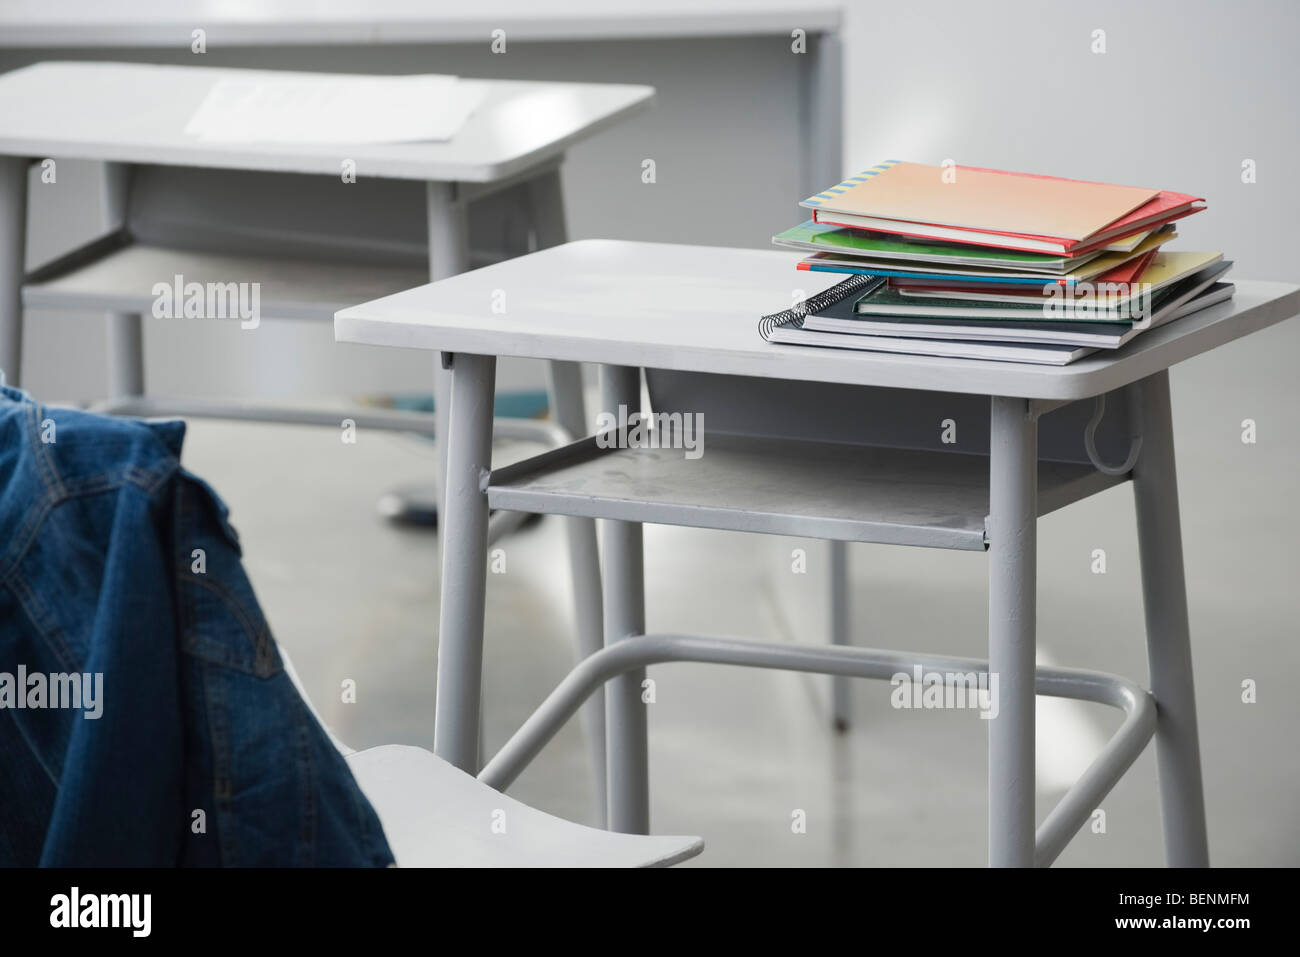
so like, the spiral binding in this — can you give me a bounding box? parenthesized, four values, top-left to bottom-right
(758, 273, 885, 340)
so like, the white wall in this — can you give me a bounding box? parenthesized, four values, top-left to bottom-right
(839, 0, 1298, 282)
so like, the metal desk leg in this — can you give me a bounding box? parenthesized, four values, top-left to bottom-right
(101, 164, 143, 400)
(0, 157, 28, 387)
(1132, 371, 1209, 866)
(829, 539, 851, 732)
(549, 360, 609, 827)
(428, 181, 469, 507)
(600, 364, 650, 833)
(987, 396, 1038, 867)
(375, 182, 469, 525)
(432, 351, 497, 771)
(106, 312, 144, 397)
(529, 165, 609, 826)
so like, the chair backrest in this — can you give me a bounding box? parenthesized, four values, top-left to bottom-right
(644, 369, 1133, 466)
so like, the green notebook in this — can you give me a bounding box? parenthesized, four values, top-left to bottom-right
(773, 220, 1093, 273)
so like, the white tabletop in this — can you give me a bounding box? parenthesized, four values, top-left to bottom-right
(334, 240, 1300, 401)
(0, 62, 654, 182)
(0, 0, 841, 47)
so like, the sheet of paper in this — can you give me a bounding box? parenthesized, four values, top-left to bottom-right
(184, 74, 486, 144)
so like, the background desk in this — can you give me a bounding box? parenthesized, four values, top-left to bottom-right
(0, 0, 844, 401)
(0, 63, 651, 827)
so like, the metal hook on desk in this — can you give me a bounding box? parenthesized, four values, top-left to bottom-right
(1084, 392, 1142, 475)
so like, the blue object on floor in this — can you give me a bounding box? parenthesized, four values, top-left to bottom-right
(387, 389, 550, 420)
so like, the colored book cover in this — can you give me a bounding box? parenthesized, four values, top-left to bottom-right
(773, 220, 1074, 268)
(801, 160, 1159, 242)
(795, 228, 1176, 286)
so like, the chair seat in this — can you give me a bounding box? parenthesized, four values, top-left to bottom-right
(346, 745, 702, 868)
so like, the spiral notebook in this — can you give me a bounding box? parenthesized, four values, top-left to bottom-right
(808, 277, 1234, 349)
(761, 275, 1094, 365)
(759, 276, 1071, 366)
(759, 272, 1235, 365)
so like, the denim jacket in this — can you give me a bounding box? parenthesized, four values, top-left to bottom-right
(0, 386, 392, 866)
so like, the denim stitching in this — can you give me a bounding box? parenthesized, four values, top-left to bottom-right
(3, 572, 79, 674)
(0, 687, 61, 788)
(0, 477, 172, 670)
(177, 571, 280, 676)
(0, 477, 57, 588)
(199, 660, 238, 866)
(1, 467, 176, 584)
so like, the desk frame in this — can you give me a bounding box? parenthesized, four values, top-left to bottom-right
(436, 352, 1208, 867)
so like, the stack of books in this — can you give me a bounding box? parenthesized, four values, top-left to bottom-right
(761, 160, 1233, 365)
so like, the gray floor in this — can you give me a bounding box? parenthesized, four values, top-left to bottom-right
(175, 319, 1300, 867)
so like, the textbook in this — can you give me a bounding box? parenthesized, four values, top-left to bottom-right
(803, 268, 1234, 348)
(796, 227, 1175, 286)
(774, 221, 1163, 270)
(887, 246, 1157, 295)
(765, 163, 1228, 364)
(803, 161, 1203, 255)
(880, 251, 1224, 313)
(802, 160, 1158, 243)
(772, 220, 1099, 273)
(758, 276, 1234, 365)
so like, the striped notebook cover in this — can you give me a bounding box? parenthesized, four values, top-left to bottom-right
(802, 161, 1162, 246)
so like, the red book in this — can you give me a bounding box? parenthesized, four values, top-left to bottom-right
(890, 249, 1160, 293)
(808, 160, 1205, 255)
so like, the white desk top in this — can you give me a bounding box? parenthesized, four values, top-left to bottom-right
(334, 240, 1300, 401)
(0, 1, 841, 47)
(0, 62, 654, 182)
